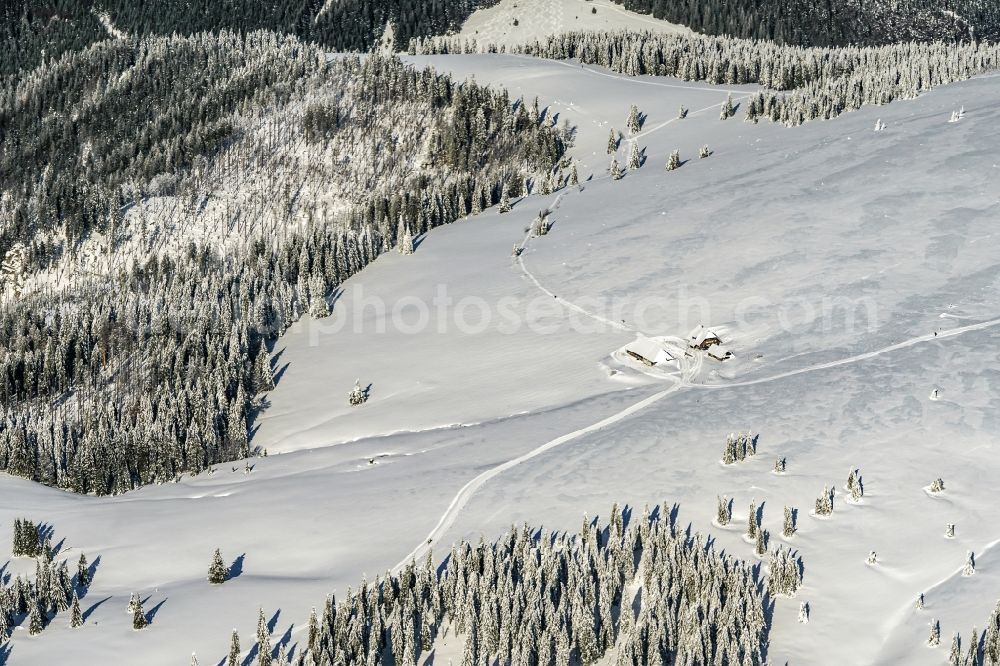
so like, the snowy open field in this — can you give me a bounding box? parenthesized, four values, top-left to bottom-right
(3, 53, 1000, 665)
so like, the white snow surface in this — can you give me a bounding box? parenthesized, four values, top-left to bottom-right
(456, 0, 689, 49)
(4, 55, 1000, 665)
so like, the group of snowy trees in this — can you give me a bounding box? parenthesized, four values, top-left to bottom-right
(0, 35, 567, 494)
(414, 31, 1000, 127)
(222, 503, 777, 665)
(2, 521, 93, 640)
(722, 431, 757, 465)
(3, 0, 503, 80)
(938, 600, 1000, 665)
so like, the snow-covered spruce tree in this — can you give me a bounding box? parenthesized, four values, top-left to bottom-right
(916, 593, 925, 610)
(209, 548, 229, 584)
(70, 591, 83, 628)
(626, 105, 641, 135)
(798, 601, 810, 624)
(964, 551, 976, 576)
(666, 150, 681, 171)
(255, 345, 275, 393)
(349, 379, 367, 406)
(929, 619, 941, 647)
(127, 592, 139, 615)
(569, 162, 579, 186)
(931, 478, 946, 493)
(678, 105, 688, 119)
(607, 128, 619, 154)
(191, 654, 199, 666)
(747, 499, 759, 540)
(984, 602, 1000, 664)
(610, 157, 623, 181)
(947, 523, 956, 539)
(28, 597, 45, 635)
(397, 221, 415, 255)
(774, 457, 786, 473)
(628, 143, 642, 170)
(699, 144, 712, 159)
(755, 529, 767, 557)
(720, 94, 735, 120)
(867, 551, 878, 566)
(228, 629, 241, 666)
(783, 506, 796, 538)
(77, 553, 90, 588)
(256, 608, 272, 666)
(949, 633, 961, 665)
(768, 546, 803, 597)
(716, 495, 731, 526)
(533, 211, 550, 236)
(133, 595, 148, 630)
(498, 190, 512, 213)
(815, 486, 834, 516)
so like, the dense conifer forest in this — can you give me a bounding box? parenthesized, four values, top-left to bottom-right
(0, 32, 567, 493)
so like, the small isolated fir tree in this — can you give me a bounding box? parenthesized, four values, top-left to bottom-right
(349, 379, 367, 406)
(930, 478, 945, 493)
(798, 601, 809, 624)
(209, 548, 228, 584)
(678, 105, 688, 119)
(716, 495, 731, 526)
(916, 593, 925, 610)
(755, 529, 767, 557)
(699, 144, 712, 159)
(946, 523, 956, 539)
(127, 592, 139, 615)
(628, 142, 641, 170)
(70, 591, 83, 628)
(626, 105, 641, 134)
(783, 506, 795, 538)
(498, 190, 512, 213)
(963, 551, 976, 576)
(747, 500, 758, 540)
(132, 595, 148, 630)
(569, 163, 579, 186)
(949, 633, 961, 665)
(228, 629, 241, 666)
(720, 94, 734, 120)
(815, 486, 833, 516)
(607, 128, 619, 154)
(929, 620, 941, 647)
(666, 150, 681, 171)
(867, 551, 877, 566)
(191, 654, 199, 666)
(609, 157, 622, 181)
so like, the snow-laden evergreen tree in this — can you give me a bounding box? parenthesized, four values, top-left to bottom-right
(678, 105, 688, 119)
(307, 607, 320, 656)
(947, 523, 956, 539)
(916, 593, 925, 610)
(720, 94, 735, 120)
(783, 506, 796, 538)
(626, 105, 641, 135)
(569, 162, 579, 186)
(254, 345, 275, 393)
(628, 143, 642, 170)
(666, 150, 681, 171)
(607, 128, 619, 154)
(931, 478, 946, 493)
(798, 601, 809, 623)
(929, 620, 941, 647)
(949, 633, 961, 665)
(867, 551, 878, 566)
(768, 546, 803, 596)
(127, 592, 139, 615)
(191, 654, 199, 666)
(699, 144, 712, 159)
(77, 553, 90, 588)
(498, 190, 512, 213)
(133, 595, 148, 630)
(28, 597, 45, 635)
(257, 608, 272, 666)
(815, 486, 834, 516)
(774, 457, 786, 473)
(964, 551, 976, 576)
(209, 548, 229, 584)
(609, 157, 623, 181)
(397, 221, 415, 255)
(755, 529, 767, 556)
(349, 379, 367, 406)
(747, 500, 759, 540)
(70, 591, 83, 628)
(716, 495, 731, 526)
(228, 629, 241, 666)
(966, 627, 979, 666)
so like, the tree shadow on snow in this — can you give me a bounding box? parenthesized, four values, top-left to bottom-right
(145, 598, 168, 624)
(0, 643, 11, 665)
(82, 596, 112, 622)
(273, 362, 291, 387)
(229, 554, 245, 579)
(412, 232, 428, 251)
(267, 609, 281, 635)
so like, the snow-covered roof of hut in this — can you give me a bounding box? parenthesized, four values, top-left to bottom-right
(625, 339, 676, 366)
(688, 324, 723, 348)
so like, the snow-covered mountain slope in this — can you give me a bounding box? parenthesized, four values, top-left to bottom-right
(455, 0, 688, 49)
(3, 54, 1000, 665)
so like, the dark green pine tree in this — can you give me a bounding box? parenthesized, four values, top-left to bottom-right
(77, 553, 90, 587)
